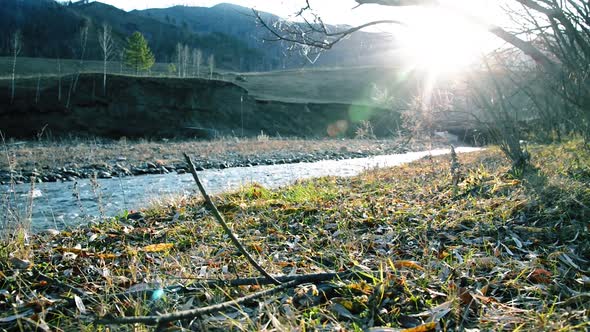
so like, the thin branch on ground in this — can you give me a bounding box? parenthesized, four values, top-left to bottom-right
(179, 269, 377, 287)
(95, 280, 298, 326)
(183, 153, 281, 285)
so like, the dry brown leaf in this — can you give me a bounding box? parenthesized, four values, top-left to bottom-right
(393, 260, 424, 271)
(527, 268, 552, 284)
(96, 253, 118, 260)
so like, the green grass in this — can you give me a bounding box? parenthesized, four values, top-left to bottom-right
(0, 141, 588, 330)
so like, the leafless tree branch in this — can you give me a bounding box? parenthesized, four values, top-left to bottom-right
(183, 153, 281, 285)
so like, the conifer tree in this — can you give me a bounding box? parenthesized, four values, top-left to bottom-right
(123, 32, 155, 74)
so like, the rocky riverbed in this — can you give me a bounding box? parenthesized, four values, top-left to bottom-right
(0, 136, 459, 185)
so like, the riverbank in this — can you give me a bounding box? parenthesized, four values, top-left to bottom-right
(0, 141, 588, 330)
(0, 136, 453, 184)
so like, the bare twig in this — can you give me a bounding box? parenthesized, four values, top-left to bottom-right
(253, 9, 403, 50)
(181, 269, 376, 287)
(95, 280, 298, 326)
(183, 153, 281, 285)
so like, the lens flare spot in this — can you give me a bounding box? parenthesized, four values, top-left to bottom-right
(327, 120, 349, 137)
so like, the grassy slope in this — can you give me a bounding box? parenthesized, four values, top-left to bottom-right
(1, 141, 588, 330)
(0, 57, 416, 105)
(0, 57, 174, 79)
(237, 66, 411, 105)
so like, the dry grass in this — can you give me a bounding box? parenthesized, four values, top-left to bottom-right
(0, 141, 588, 331)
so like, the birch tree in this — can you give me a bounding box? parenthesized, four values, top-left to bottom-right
(208, 54, 215, 80)
(98, 23, 116, 93)
(193, 48, 202, 78)
(182, 44, 190, 78)
(10, 30, 22, 104)
(176, 43, 183, 77)
(72, 25, 88, 93)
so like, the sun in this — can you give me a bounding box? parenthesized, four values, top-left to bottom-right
(396, 6, 491, 76)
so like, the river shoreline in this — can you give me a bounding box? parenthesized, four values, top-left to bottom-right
(1, 136, 458, 185)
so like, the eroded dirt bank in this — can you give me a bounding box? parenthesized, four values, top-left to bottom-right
(0, 74, 398, 139)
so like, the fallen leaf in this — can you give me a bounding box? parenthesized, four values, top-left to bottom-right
(527, 268, 552, 284)
(96, 253, 118, 260)
(330, 302, 356, 320)
(392, 260, 424, 271)
(74, 295, 87, 315)
(402, 322, 437, 332)
(142, 243, 174, 253)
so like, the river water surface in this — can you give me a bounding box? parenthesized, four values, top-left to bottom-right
(1, 147, 481, 232)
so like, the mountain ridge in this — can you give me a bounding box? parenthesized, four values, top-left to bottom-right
(0, 0, 398, 71)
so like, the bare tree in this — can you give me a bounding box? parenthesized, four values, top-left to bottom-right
(182, 44, 190, 77)
(10, 30, 22, 104)
(193, 48, 202, 78)
(72, 24, 89, 93)
(208, 54, 215, 80)
(176, 43, 183, 77)
(57, 56, 62, 101)
(253, 0, 557, 73)
(98, 23, 116, 94)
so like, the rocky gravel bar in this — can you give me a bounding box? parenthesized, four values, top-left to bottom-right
(0, 137, 458, 185)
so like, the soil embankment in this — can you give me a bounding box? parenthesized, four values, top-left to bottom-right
(0, 74, 398, 139)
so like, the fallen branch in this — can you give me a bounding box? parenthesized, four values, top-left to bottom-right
(183, 153, 281, 285)
(186, 270, 377, 287)
(95, 280, 298, 326)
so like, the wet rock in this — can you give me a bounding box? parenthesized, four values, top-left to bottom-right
(115, 164, 132, 175)
(176, 169, 186, 174)
(127, 211, 145, 221)
(23, 170, 41, 177)
(97, 171, 112, 179)
(63, 169, 81, 177)
(146, 162, 158, 169)
(132, 167, 149, 175)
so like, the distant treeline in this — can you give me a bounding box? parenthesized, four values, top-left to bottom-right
(0, 0, 264, 71)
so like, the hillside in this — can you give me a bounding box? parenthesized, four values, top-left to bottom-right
(0, 0, 399, 71)
(137, 3, 398, 69)
(0, 0, 264, 71)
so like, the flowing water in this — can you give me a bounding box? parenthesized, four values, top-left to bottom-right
(1, 147, 481, 232)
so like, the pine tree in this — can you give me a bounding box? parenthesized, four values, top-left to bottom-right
(123, 32, 155, 75)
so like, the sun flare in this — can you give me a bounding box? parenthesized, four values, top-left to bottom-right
(396, 7, 490, 76)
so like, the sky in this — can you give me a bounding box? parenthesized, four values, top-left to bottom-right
(93, 0, 514, 71)
(93, 0, 506, 27)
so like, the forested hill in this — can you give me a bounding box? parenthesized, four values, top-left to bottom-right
(0, 0, 262, 71)
(0, 0, 398, 71)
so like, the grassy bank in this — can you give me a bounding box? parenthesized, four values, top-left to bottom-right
(1, 57, 414, 106)
(1, 141, 588, 331)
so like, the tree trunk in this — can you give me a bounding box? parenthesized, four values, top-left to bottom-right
(10, 46, 17, 104)
(103, 58, 107, 94)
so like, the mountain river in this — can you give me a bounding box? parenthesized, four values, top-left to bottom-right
(1, 147, 481, 232)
